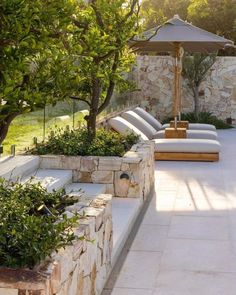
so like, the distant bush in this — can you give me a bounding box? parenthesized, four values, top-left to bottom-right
(0, 180, 80, 268)
(32, 128, 140, 157)
(163, 112, 233, 129)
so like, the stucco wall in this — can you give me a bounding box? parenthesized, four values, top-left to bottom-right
(132, 56, 236, 122)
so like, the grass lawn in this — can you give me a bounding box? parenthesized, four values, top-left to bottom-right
(3, 107, 87, 156)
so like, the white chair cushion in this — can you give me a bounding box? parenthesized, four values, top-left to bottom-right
(133, 107, 163, 131)
(154, 139, 221, 153)
(153, 130, 218, 140)
(121, 110, 157, 139)
(162, 123, 216, 131)
(108, 117, 148, 140)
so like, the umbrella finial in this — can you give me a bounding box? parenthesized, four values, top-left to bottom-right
(173, 14, 180, 19)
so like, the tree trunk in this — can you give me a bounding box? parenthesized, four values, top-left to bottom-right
(0, 113, 19, 145)
(86, 77, 101, 140)
(192, 86, 200, 118)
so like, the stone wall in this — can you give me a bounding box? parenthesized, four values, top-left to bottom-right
(39, 141, 155, 200)
(0, 194, 112, 295)
(133, 56, 236, 122)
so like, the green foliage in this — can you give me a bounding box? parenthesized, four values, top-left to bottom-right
(183, 53, 217, 87)
(58, 0, 141, 134)
(141, 0, 236, 54)
(141, 0, 189, 29)
(182, 53, 217, 116)
(0, 0, 141, 142)
(32, 128, 140, 157)
(0, 0, 76, 144)
(163, 112, 233, 129)
(188, 0, 236, 47)
(0, 180, 80, 268)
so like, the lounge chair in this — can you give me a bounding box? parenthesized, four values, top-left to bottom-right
(108, 116, 220, 162)
(133, 107, 216, 131)
(121, 110, 218, 140)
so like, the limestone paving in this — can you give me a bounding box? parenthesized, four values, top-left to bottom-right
(103, 129, 236, 295)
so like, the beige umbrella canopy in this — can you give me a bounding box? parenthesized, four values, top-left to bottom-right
(131, 15, 234, 120)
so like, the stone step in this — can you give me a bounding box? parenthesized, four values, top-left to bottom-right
(65, 183, 106, 198)
(111, 197, 142, 266)
(22, 169, 72, 192)
(0, 156, 40, 181)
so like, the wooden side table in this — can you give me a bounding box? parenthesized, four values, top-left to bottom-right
(170, 120, 189, 129)
(165, 127, 187, 138)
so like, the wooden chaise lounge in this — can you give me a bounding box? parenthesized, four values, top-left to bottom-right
(154, 138, 220, 162)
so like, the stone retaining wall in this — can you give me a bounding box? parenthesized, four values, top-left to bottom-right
(133, 56, 236, 122)
(39, 141, 155, 200)
(0, 194, 112, 295)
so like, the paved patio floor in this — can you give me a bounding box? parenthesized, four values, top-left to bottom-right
(102, 129, 236, 295)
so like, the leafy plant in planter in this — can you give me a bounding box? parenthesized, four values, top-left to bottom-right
(0, 180, 80, 268)
(31, 128, 140, 157)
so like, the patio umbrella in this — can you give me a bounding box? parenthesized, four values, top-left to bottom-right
(131, 15, 234, 122)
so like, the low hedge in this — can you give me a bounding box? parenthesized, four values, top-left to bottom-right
(0, 180, 80, 268)
(163, 112, 233, 129)
(31, 128, 140, 157)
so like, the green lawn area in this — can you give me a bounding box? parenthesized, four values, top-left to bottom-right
(3, 107, 87, 156)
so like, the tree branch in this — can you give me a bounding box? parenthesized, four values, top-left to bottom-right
(71, 18, 89, 30)
(123, 0, 140, 23)
(97, 52, 119, 114)
(91, 0, 104, 29)
(70, 96, 91, 106)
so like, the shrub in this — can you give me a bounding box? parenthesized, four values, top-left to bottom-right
(32, 128, 140, 157)
(0, 180, 80, 268)
(163, 112, 233, 129)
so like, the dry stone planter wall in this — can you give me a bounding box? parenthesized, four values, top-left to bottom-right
(39, 141, 155, 200)
(133, 56, 236, 122)
(0, 141, 155, 295)
(0, 194, 112, 295)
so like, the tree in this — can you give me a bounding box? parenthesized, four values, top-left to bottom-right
(141, 0, 190, 29)
(182, 53, 216, 117)
(188, 0, 236, 55)
(141, 0, 236, 53)
(61, 0, 140, 138)
(0, 0, 75, 144)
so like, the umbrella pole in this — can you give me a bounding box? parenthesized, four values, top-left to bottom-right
(178, 47, 184, 121)
(174, 59, 178, 124)
(173, 43, 181, 129)
(173, 43, 184, 125)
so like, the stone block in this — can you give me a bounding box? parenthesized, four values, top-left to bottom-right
(44, 261, 61, 294)
(67, 264, 80, 295)
(0, 289, 18, 295)
(97, 227, 104, 248)
(73, 240, 84, 261)
(76, 272, 84, 295)
(123, 151, 142, 164)
(114, 171, 131, 197)
(96, 265, 107, 294)
(121, 162, 130, 171)
(82, 276, 91, 295)
(61, 156, 81, 170)
(56, 247, 75, 284)
(105, 183, 115, 196)
(80, 157, 98, 172)
(127, 183, 142, 198)
(98, 157, 122, 171)
(72, 171, 92, 183)
(39, 155, 63, 169)
(91, 171, 113, 184)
